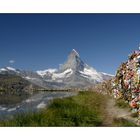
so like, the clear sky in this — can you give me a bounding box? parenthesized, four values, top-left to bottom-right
(0, 14, 140, 74)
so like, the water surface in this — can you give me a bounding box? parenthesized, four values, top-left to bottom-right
(0, 91, 77, 119)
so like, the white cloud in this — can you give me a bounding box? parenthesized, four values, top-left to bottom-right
(9, 60, 15, 64)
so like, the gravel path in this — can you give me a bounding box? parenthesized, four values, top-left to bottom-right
(103, 97, 138, 126)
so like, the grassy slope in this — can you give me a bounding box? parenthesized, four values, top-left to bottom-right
(0, 91, 137, 127)
(0, 91, 107, 126)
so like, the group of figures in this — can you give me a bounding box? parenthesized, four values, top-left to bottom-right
(112, 48, 140, 122)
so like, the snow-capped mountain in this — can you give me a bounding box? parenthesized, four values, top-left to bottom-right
(0, 49, 113, 89)
(0, 67, 39, 79)
(0, 66, 49, 88)
(36, 49, 113, 88)
(0, 67, 23, 75)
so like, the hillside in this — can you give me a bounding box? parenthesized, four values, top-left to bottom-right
(0, 74, 40, 93)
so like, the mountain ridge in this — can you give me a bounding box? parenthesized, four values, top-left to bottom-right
(0, 49, 113, 89)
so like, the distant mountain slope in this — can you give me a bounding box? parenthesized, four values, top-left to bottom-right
(0, 49, 113, 89)
(0, 74, 40, 93)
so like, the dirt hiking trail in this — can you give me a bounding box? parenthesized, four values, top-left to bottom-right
(103, 96, 138, 126)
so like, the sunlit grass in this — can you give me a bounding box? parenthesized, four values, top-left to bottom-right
(0, 91, 137, 127)
(0, 91, 106, 127)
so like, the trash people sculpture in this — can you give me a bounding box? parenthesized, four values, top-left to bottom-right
(112, 47, 140, 123)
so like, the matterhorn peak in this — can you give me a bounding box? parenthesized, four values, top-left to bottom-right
(71, 49, 80, 57)
(59, 49, 84, 72)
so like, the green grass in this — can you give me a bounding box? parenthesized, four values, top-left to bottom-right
(0, 91, 107, 127)
(115, 99, 129, 109)
(0, 91, 137, 127)
(131, 112, 138, 118)
(113, 117, 137, 127)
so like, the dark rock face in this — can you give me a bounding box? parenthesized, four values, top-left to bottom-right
(0, 74, 39, 93)
(60, 49, 85, 72)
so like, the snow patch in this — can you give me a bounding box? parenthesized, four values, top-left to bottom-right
(52, 69, 73, 80)
(6, 67, 16, 71)
(80, 67, 103, 82)
(25, 76, 34, 80)
(0, 68, 7, 72)
(101, 72, 114, 77)
(72, 49, 80, 57)
(37, 69, 57, 77)
(25, 76, 38, 80)
(25, 76, 32, 80)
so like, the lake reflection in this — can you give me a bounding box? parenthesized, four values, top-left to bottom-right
(0, 91, 77, 119)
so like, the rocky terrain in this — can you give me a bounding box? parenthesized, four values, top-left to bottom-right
(0, 74, 40, 93)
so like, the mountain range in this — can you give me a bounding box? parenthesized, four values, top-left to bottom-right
(0, 49, 113, 89)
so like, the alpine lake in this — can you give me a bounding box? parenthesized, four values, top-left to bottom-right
(0, 91, 77, 120)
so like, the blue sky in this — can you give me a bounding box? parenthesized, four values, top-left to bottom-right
(0, 14, 140, 74)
